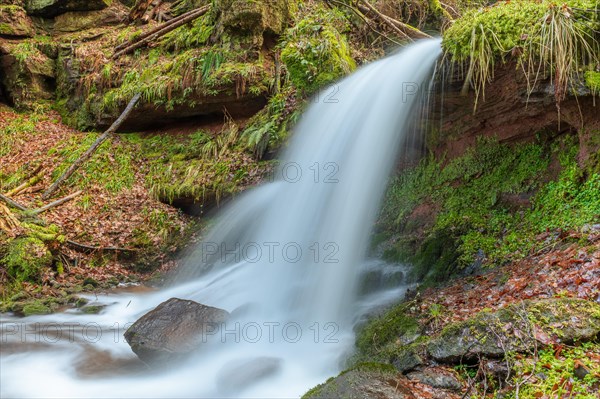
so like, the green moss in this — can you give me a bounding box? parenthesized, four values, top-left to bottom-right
(355, 302, 421, 357)
(507, 342, 600, 399)
(2, 237, 52, 282)
(47, 132, 136, 193)
(281, 7, 356, 94)
(379, 134, 600, 279)
(22, 301, 52, 316)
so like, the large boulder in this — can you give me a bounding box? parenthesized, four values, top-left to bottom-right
(53, 3, 127, 32)
(25, 0, 111, 17)
(426, 298, 600, 363)
(0, 5, 34, 37)
(0, 41, 55, 108)
(124, 298, 229, 364)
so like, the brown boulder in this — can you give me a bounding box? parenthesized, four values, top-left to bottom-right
(124, 297, 229, 364)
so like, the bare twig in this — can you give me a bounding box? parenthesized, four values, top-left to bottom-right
(0, 193, 28, 212)
(31, 191, 82, 215)
(113, 6, 210, 59)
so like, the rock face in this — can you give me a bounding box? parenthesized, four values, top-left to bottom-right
(0, 5, 34, 37)
(124, 298, 229, 364)
(25, 0, 111, 17)
(431, 63, 599, 163)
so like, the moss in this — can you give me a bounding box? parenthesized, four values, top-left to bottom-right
(2, 236, 52, 282)
(355, 302, 421, 357)
(379, 135, 600, 277)
(281, 7, 356, 94)
(22, 301, 51, 316)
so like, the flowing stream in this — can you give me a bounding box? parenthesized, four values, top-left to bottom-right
(1, 38, 441, 398)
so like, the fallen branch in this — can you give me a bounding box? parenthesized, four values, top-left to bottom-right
(0, 193, 29, 212)
(326, 0, 403, 46)
(0, 203, 20, 235)
(66, 239, 137, 253)
(357, 0, 432, 40)
(31, 191, 82, 216)
(113, 5, 210, 59)
(4, 174, 42, 197)
(42, 93, 142, 200)
(116, 6, 205, 52)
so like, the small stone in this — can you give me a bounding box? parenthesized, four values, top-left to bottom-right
(573, 360, 590, 380)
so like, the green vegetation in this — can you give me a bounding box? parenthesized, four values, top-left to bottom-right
(121, 128, 271, 205)
(281, 6, 356, 94)
(48, 133, 136, 193)
(508, 343, 600, 399)
(380, 134, 600, 281)
(2, 236, 52, 282)
(442, 0, 600, 106)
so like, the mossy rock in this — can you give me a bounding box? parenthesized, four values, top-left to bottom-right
(355, 303, 422, 357)
(52, 3, 127, 32)
(22, 301, 52, 316)
(302, 363, 411, 399)
(25, 0, 112, 17)
(220, 0, 291, 36)
(0, 40, 55, 108)
(427, 298, 600, 363)
(2, 236, 52, 282)
(0, 5, 34, 37)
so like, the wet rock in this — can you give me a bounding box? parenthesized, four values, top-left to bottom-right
(124, 298, 229, 364)
(25, 0, 111, 18)
(406, 368, 461, 391)
(216, 357, 282, 393)
(0, 5, 34, 37)
(22, 301, 52, 316)
(303, 364, 413, 399)
(427, 298, 600, 363)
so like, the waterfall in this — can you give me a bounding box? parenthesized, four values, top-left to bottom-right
(0, 39, 441, 398)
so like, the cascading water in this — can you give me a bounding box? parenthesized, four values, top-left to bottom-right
(0, 39, 441, 398)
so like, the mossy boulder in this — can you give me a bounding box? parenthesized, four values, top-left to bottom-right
(427, 298, 600, 363)
(0, 41, 55, 108)
(25, 0, 112, 17)
(0, 5, 34, 37)
(53, 3, 127, 32)
(22, 301, 52, 316)
(2, 236, 52, 282)
(281, 9, 355, 93)
(356, 303, 422, 357)
(302, 363, 412, 399)
(220, 0, 291, 36)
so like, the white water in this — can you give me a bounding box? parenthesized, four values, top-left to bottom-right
(0, 39, 441, 398)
